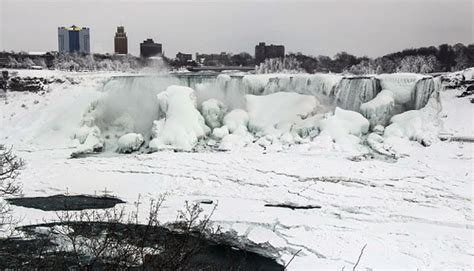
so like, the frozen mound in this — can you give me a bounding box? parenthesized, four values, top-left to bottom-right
(149, 85, 210, 151)
(366, 132, 398, 158)
(219, 127, 254, 150)
(319, 107, 370, 143)
(71, 112, 104, 157)
(218, 109, 254, 150)
(384, 96, 442, 146)
(201, 99, 228, 129)
(116, 133, 144, 153)
(212, 126, 229, 139)
(292, 114, 325, 138)
(334, 76, 381, 112)
(223, 109, 250, 133)
(462, 67, 474, 80)
(360, 90, 395, 129)
(246, 92, 321, 136)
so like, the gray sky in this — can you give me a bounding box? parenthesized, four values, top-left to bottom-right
(0, 0, 472, 58)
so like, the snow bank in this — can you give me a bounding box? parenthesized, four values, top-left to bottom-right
(149, 86, 210, 151)
(246, 92, 320, 136)
(201, 99, 228, 129)
(116, 133, 144, 153)
(319, 107, 370, 143)
(360, 90, 395, 128)
(384, 96, 441, 146)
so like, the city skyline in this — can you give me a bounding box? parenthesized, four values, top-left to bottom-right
(1, 0, 472, 58)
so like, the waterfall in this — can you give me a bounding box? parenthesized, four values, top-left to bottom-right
(334, 76, 381, 112)
(413, 77, 440, 110)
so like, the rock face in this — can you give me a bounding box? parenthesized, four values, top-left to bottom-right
(8, 77, 45, 92)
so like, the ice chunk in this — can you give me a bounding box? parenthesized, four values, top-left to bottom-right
(116, 133, 144, 153)
(71, 126, 104, 157)
(149, 86, 210, 151)
(318, 107, 369, 143)
(201, 99, 228, 129)
(212, 126, 229, 139)
(292, 114, 324, 138)
(223, 109, 250, 133)
(360, 90, 395, 129)
(366, 132, 398, 157)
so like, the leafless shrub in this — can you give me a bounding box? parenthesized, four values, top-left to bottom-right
(0, 144, 23, 232)
(17, 196, 221, 269)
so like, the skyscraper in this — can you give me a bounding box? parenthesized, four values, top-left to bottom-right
(114, 26, 128, 55)
(58, 25, 90, 54)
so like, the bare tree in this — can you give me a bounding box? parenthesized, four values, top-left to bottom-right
(0, 144, 23, 231)
(23, 197, 221, 269)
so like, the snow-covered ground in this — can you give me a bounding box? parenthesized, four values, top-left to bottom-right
(0, 70, 472, 269)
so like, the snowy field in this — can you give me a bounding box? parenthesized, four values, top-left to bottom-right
(0, 69, 473, 269)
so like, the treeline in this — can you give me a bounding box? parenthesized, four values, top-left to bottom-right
(1, 43, 472, 74)
(0, 52, 154, 71)
(287, 43, 474, 74)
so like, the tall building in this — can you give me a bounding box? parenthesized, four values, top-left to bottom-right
(114, 26, 128, 55)
(58, 25, 90, 54)
(140, 39, 162, 58)
(255, 42, 285, 64)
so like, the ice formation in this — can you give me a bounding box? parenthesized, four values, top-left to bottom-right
(72, 71, 442, 154)
(245, 92, 320, 136)
(116, 133, 145, 153)
(384, 95, 442, 146)
(334, 76, 381, 111)
(360, 90, 395, 129)
(223, 109, 250, 134)
(318, 107, 370, 143)
(201, 98, 228, 129)
(149, 86, 210, 151)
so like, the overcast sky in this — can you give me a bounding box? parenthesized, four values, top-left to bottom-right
(0, 0, 472, 58)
